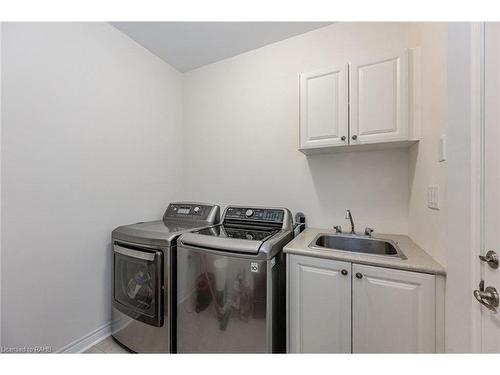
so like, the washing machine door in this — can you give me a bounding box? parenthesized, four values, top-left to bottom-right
(113, 243, 163, 327)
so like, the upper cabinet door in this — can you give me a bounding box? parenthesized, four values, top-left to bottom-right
(352, 264, 436, 353)
(288, 254, 351, 353)
(299, 64, 349, 150)
(349, 50, 409, 144)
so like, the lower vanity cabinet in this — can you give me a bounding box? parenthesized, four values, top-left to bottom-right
(351, 263, 436, 353)
(288, 255, 351, 353)
(287, 255, 438, 353)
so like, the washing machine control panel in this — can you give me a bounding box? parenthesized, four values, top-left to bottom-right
(224, 207, 284, 224)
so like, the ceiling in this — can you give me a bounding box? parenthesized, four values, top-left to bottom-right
(111, 22, 332, 72)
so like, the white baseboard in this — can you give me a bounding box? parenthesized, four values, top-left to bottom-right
(57, 321, 112, 353)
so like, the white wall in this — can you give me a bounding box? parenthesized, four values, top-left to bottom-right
(0, 22, 3, 348)
(408, 23, 448, 267)
(1, 23, 183, 351)
(183, 23, 411, 233)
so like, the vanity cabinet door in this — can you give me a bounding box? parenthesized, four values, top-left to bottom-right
(288, 254, 351, 353)
(349, 50, 409, 144)
(299, 64, 349, 150)
(352, 264, 436, 353)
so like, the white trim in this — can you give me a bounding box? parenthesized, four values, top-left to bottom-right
(408, 46, 422, 140)
(435, 275, 446, 353)
(57, 321, 112, 354)
(0, 22, 3, 349)
(286, 253, 291, 353)
(469, 22, 485, 353)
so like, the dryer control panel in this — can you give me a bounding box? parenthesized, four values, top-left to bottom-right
(163, 203, 220, 222)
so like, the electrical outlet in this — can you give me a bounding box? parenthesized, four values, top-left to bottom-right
(427, 185, 440, 210)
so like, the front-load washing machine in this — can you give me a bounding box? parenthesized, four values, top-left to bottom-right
(111, 202, 220, 353)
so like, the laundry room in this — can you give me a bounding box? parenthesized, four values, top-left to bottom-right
(0, 1, 499, 373)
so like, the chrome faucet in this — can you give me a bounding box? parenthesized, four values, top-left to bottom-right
(345, 209, 355, 234)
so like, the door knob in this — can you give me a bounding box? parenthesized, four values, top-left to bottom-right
(341, 269, 348, 276)
(479, 250, 499, 269)
(341, 136, 346, 141)
(352, 135, 358, 141)
(473, 280, 499, 313)
(355, 272, 363, 279)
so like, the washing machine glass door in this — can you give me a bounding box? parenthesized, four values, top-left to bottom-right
(113, 244, 163, 327)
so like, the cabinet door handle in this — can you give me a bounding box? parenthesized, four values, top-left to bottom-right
(341, 269, 348, 276)
(352, 135, 358, 141)
(341, 136, 346, 141)
(355, 272, 363, 279)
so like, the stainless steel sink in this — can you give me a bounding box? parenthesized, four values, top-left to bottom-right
(309, 234, 407, 259)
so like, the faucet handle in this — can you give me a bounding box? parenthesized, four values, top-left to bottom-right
(364, 227, 374, 237)
(333, 225, 342, 234)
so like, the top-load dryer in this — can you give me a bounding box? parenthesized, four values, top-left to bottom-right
(111, 202, 220, 353)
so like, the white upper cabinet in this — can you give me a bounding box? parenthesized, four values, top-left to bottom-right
(349, 50, 409, 144)
(299, 64, 349, 150)
(298, 49, 417, 154)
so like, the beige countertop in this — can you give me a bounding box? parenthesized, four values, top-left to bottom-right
(284, 228, 446, 276)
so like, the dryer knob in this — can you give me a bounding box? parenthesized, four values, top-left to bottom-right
(245, 209, 254, 217)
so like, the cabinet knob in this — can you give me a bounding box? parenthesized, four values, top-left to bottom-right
(355, 272, 363, 279)
(352, 135, 358, 141)
(341, 136, 346, 141)
(341, 269, 348, 276)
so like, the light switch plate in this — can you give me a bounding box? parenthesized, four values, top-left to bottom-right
(427, 185, 440, 210)
(439, 135, 446, 162)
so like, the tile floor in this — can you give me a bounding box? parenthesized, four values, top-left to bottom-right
(84, 337, 131, 354)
